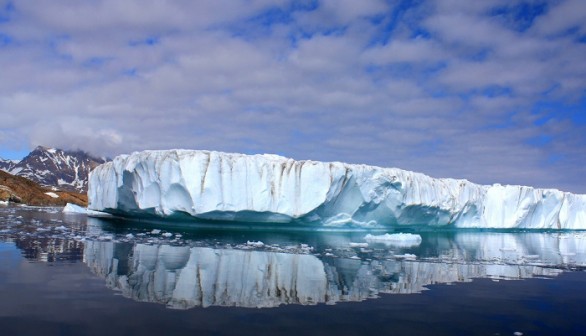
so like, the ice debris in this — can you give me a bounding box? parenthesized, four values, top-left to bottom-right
(62, 203, 87, 214)
(246, 241, 265, 248)
(364, 233, 422, 247)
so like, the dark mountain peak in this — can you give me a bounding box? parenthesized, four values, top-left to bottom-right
(29, 145, 89, 157)
(2, 146, 107, 193)
(33, 145, 51, 151)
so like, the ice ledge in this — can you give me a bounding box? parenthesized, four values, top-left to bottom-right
(88, 149, 586, 229)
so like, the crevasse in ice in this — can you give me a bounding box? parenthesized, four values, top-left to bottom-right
(88, 150, 586, 229)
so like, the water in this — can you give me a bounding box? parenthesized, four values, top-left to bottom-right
(1, 204, 586, 335)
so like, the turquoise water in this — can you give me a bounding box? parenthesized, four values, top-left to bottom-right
(1, 205, 586, 335)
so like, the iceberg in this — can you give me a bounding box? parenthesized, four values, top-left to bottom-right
(88, 150, 586, 229)
(63, 203, 87, 214)
(63, 202, 112, 217)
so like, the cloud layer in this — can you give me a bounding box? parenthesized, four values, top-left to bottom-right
(0, 0, 585, 192)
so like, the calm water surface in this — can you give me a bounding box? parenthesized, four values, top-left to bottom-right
(1, 204, 586, 336)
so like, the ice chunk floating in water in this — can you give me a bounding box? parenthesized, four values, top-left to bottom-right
(364, 233, 422, 247)
(63, 203, 87, 214)
(88, 150, 586, 229)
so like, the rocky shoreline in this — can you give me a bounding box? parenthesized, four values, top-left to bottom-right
(0, 170, 87, 207)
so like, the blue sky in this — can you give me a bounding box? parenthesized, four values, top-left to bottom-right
(0, 0, 585, 192)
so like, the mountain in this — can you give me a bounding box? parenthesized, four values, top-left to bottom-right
(0, 170, 87, 206)
(0, 158, 18, 172)
(1, 146, 105, 193)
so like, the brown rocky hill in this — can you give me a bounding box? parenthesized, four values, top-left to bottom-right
(0, 170, 87, 207)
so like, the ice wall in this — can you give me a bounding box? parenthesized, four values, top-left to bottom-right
(88, 150, 586, 229)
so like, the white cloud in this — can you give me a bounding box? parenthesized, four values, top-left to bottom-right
(532, 0, 586, 36)
(362, 38, 447, 64)
(294, 0, 389, 29)
(0, 0, 585, 193)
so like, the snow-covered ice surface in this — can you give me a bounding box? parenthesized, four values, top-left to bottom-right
(2, 205, 586, 309)
(89, 149, 586, 229)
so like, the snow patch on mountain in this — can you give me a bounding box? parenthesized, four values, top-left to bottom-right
(0, 158, 19, 172)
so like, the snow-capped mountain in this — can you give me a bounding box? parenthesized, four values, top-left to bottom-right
(0, 158, 18, 172)
(1, 146, 105, 193)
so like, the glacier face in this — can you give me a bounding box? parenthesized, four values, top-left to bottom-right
(88, 150, 586, 229)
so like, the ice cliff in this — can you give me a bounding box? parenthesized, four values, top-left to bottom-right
(88, 150, 586, 229)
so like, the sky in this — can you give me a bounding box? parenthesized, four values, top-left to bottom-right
(0, 0, 585, 193)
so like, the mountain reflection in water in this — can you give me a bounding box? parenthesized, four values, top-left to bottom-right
(82, 230, 585, 309)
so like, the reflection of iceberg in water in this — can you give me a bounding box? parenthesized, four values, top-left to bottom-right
(449, 233, 586, 266)
(82, 232, 586, 309)
(84, 242, 329, 308)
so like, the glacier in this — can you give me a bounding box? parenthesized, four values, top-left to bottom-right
(88, 149, 586, 229)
